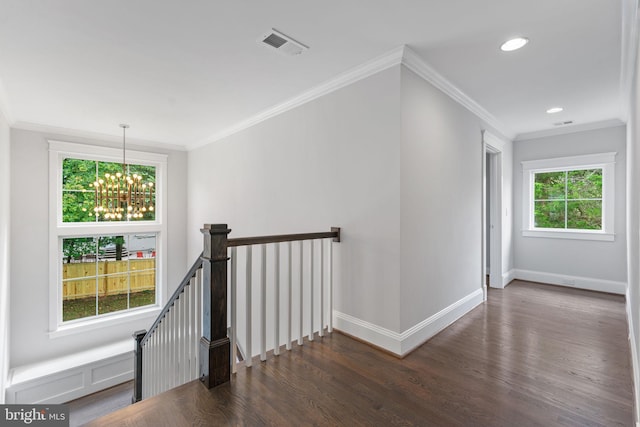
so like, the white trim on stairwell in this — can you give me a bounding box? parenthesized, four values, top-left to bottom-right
(4, 340, 133, 404)
(513, 269, 626, 295)
(333, 288, 484, 357)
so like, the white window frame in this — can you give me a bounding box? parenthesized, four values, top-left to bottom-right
(521, 152, 616, 241)
(48, 141, 168, 337)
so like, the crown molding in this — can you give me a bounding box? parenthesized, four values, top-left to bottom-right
(189, 44, 516, 149)
(400, 46, 516, 141)
(620, 0, 639, 122)
(514, 118, 625, 142)
(188, 45, 406, 150)
(12, 121, 187, 152)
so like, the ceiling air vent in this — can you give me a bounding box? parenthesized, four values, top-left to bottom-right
(553, 120, 574, 126)
(259, 29, 308, 56)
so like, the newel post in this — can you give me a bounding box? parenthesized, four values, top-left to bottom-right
(132, 329, 146, 403)
(199, 224, 232, 388)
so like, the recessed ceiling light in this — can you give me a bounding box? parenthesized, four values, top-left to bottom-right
(500, 37, 529, 52)
(546, 107, 564, 114)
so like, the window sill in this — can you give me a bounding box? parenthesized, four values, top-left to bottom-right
(49, 306, 161, 339)
(522, 229, 615, 241)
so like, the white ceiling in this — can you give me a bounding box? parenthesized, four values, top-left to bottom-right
(0, 0, 632, 149)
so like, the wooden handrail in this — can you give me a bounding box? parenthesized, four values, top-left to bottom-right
(140, 252, 204, 347)
(228, 228, 340, 247)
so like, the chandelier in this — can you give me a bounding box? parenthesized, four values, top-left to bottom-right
(92, 124, 154, 220)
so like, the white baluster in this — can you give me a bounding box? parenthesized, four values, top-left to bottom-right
(147, 339, 152, 398)
(176, 299, 182, 386)
(190, 275, 197, 380)
(195, 268, 202, 379)
(155, 331, 160, 395)
(298, 241, 303, 346)
(260, 244, 267, 362)
(186, 278, 192, 381)
(171, 310, 176, 389)
(274, 243, 280, 356)
(230, 247, 238, 374)
(309, 240, 314, 342)
(150, 334, 154, 397)
(328, 239, 333, 333)
(287, 241, 292, 351)
(170, 307, 176, 389)
(246, 246, 253, 367)
(161, 317, 166, 392)
(167, 311, 173, 390)
(319, 239, 324, 337)
(182, 289, 188, 384)
(142, 341, 147, 399)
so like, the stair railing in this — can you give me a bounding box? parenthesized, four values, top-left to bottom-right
(133, 224, 340, 402)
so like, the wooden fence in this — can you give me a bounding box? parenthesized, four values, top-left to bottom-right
(63, 259, 156, 300)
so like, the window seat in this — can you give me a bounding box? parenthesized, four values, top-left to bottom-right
(5, 339, 133, 404)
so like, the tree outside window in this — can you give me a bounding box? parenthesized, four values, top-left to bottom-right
(533, 169, 602, 230)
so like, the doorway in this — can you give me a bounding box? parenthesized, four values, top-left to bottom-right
(482, 131, 504, 299)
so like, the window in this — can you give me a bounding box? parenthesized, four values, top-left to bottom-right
(62, 234, 157, 321)
(62, 158, 156, 222)
(49, 141, 167, 335)
(522, 152, 615, 241)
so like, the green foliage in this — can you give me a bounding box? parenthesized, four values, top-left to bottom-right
(62, 237, 96, 263)
(534, 171, 565, 200)
(533, 169, 602, 230)
(61, 158, 156, 223)
(534, 201, 565, 228)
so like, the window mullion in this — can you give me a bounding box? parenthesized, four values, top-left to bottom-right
(564, 171, 568, 230)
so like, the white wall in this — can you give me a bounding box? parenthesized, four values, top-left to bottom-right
(188, 63, 513, 355)
(188, 66, 403, 334)
(399, 66, 485, 331)
(9, 129, 188, 368)
(626, 10, 640, 421)
(501, 140, 514, 279)
(0, 111, 10, 403)
(513, 126, 627, 288)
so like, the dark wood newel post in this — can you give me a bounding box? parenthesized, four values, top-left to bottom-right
(132, 329, 146, 403)
(199, 223, 232, 388)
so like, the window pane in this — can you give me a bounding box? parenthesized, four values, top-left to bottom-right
(567, 169, 602, 199)
(534, 172, 565, 200)
(98, 235, 128, 261)
(534, 201, 565, 228)
(567, 200, 602, 230)
(62, 233, 157, 323)
(63, 282, 97, 321)
(127, 164, 156, 222)
(129, 234, 156, 308)
(62, 237, 97, 265)
(129, 272, 156, 309)
(98, 273, 129, 315)
(62, 190, 96, 223)
(63, 159, 96, 190)
(62, 157, 157, 224)
(62, 237, 98, 321)
(62, 159, 98, 223)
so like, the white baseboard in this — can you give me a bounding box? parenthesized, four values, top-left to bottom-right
(334, 288, 484, 357)
(626, 287, 640, 425)
(513, 269, 626, 295)
(5, 340, 133, 404)
(502, 269, 515, 287)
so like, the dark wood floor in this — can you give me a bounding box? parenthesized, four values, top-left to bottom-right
(67, 381, 133, 427)
(87, 280, 634, 426)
